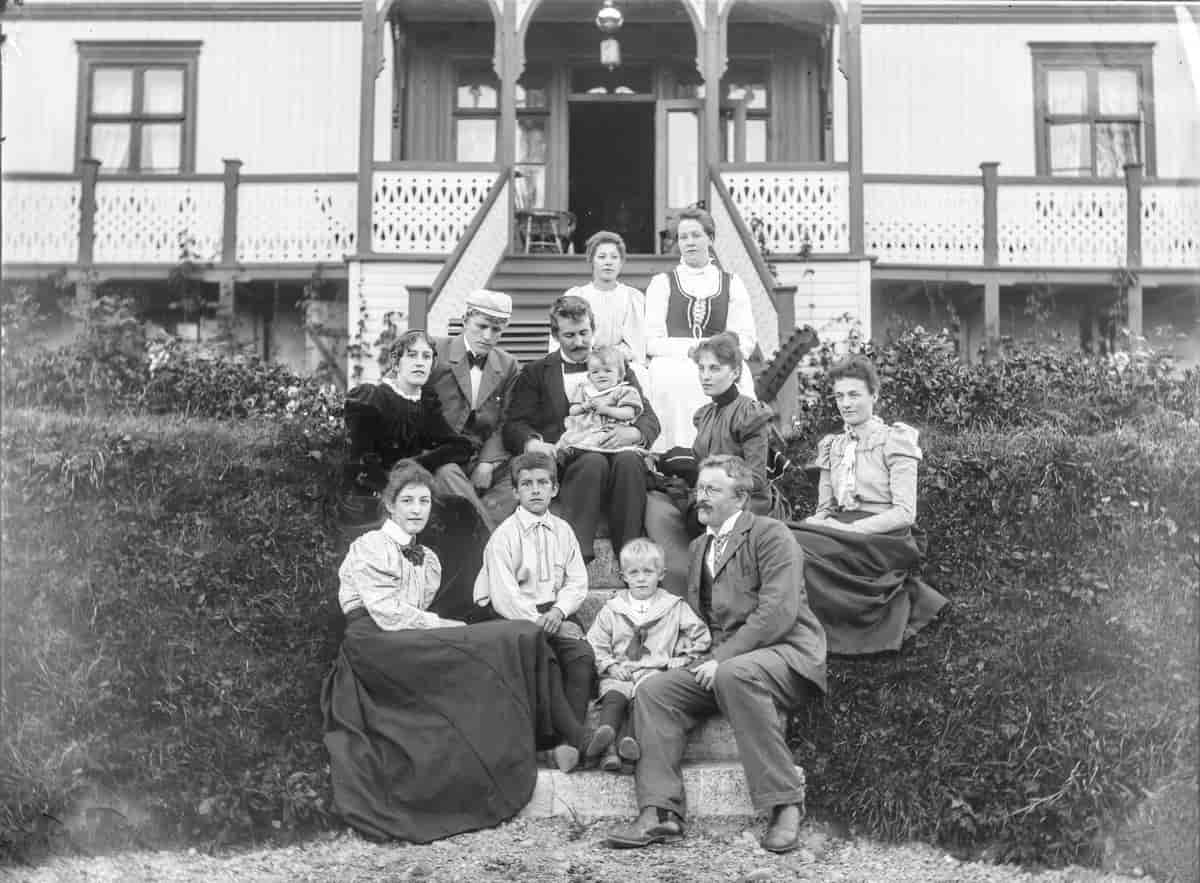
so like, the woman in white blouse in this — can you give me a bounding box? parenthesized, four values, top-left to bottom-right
(644, 207, 758, 451)
(552, 230, 647, 380)
(325, 460, 599, 843)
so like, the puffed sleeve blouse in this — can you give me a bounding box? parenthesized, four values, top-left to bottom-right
(813, 417, 922, 534)
(338, 520, 453, 630)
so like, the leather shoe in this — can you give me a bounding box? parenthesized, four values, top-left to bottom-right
(585, 724, 616, 758)
(606, 808, 684, 848)
(761, 803, 803, 853)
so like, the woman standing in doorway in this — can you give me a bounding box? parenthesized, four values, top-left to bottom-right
(643, 207, 758, 451)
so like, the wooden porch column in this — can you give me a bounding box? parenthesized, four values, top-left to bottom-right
(357, 0, 384, 255)
(220, 158, 242, 265)
(497, 0, 518, 167)
(76, 158, 101, 305)
(980, 161, 1001, 355)
(845, 0, 864, 255)
(703, 0, 722, 177)
(1124, 162, 1144, 339)
(390, 16, 408, 161)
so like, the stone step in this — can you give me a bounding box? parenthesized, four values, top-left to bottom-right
(581, 707, 776, 764)
(519, 762, 804, 819)
(584, 538, 622, 591)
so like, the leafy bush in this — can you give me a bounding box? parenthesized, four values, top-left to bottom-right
(792, 327, 1198, 449)
(788, 418, 1199, 871)
(1, 286, 343, 442)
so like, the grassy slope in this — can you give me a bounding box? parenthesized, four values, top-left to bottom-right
(1, 408, 1197, 874)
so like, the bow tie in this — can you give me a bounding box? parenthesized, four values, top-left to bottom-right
(562, 360, 588, 374)
(466, 351, 487, 370)
(399, 540, 424, 566)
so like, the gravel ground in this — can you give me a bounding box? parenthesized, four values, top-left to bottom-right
(2, 818, 1154, 883)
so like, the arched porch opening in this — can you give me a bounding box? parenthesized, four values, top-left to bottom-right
(378, 0, 503, 163)
(515, 0, 703, 254)
(719, 0, 840, 165)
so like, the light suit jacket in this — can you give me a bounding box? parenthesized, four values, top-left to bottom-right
(430, 335, 520, 466)
(686, 510, 827, 694)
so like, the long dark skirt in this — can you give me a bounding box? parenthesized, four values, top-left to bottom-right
(321, 616, 561, 843)
(791, 513, 948, 655)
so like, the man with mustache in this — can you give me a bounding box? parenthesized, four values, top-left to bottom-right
(502, 295, 658, 565)
(606, 454, 827, 854)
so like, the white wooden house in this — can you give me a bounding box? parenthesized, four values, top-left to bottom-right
(2, 0, 1198, 386)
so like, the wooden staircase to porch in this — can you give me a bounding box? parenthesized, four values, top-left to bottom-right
(444, 255, 678, 364)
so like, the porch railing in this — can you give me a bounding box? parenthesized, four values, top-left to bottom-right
(0, 160, 502, 268)
(719, 162, 1198, 271)
(721, 163, 851, 255)
(864, 175, 983, 265)
(371, 163, 502, 254)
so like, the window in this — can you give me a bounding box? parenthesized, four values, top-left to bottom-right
(454, 62, 550, 206)
(76, 42, 200, 174)
(515, 67, 550, 209)
(1031, 43, 1155, 177)
(721, 63, 769, 163)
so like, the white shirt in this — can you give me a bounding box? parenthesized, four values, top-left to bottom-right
(644, 262, 757, 360)
(473, 506, 589, 622)
(465, 342, 484, 407)
(560, 355, 591, 403)
(705, 510, 743, 575)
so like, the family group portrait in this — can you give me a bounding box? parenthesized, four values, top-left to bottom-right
(1, 0, 1198, 880)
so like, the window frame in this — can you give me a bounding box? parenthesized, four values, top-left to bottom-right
(1030, 42, 1155, 178)
(720, 59, 771, 164)
(75, 41, 201, 175)
(451, 58, 501, 163)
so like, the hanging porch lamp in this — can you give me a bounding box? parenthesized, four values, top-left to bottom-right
(596, 1, 624, 70)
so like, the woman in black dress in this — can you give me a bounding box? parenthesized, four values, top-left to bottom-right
(340, 330, 487, 621)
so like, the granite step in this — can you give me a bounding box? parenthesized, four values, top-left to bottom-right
(519, 762, 805, 819)
(580, 707, 784, 764)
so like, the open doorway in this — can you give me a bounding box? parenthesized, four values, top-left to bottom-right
(568, 103, 655, 254)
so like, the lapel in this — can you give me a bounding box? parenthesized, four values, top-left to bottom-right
(447, 335, 473, 404)
(544, 351, 568, 415)
(685, 535, 705, 610)
(712, 510, 754, 581)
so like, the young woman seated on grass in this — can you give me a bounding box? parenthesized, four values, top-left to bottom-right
(792, 355, 948, 655)
(323, 461, 598, 843)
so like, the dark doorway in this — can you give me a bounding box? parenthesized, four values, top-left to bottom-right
(568, 102, 655, 254)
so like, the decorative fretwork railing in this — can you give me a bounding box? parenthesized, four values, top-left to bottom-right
(371, 166, 501, 254)
(997, 181, 1127, 267)
(710, 170, 781, 357)
(1142, 183, 1200, 269)
(864, 177, 983, 265)
(425, 171, 512, 335)
(721, 165, 850, 255)
(237, 176, 357, 263)
(1, 178, 82, 263)
(93, 178, 225, 264)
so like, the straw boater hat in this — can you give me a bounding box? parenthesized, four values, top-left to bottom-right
(465, 289, 512, 321)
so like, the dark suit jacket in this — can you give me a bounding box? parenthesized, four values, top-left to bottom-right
(503, 351, 661, 454)
(430, 335, 520, 466)
(687, 510, 827, 694)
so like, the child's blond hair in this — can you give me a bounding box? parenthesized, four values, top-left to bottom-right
(619, 537, 665, 573)
(588, 345, 626, 377)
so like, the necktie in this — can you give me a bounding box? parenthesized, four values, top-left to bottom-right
(562, 360, 588, 374)
(399, 540, 424, 566)
(835, 429, 859, 510)
(711, 532, 730, 571)
(466, 351, 487, 370)
(534, 522, 551, 583)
